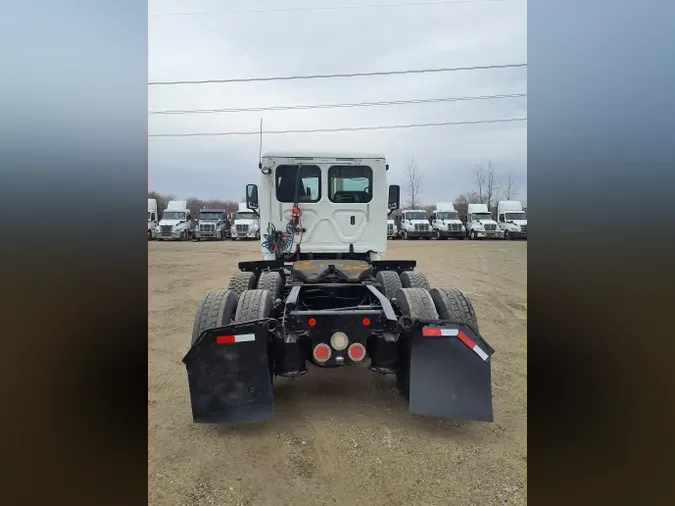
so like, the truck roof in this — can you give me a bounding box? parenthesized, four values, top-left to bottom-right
(467, 203, 489, 213)
(166, 200, 188, 210)
(435, 202, 456, 212)
(262, 151, 386, 161)
(237, 202, 252, 212)
(497, 200, 524, 212)
(200, 208, 225, 213)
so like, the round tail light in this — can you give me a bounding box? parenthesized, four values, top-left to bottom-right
(313, 343, 331, 363)
(348, 343, 366, 362)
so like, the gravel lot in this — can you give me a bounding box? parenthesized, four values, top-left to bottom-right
(149, 239, 527, 506)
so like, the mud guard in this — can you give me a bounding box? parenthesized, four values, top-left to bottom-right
(407, 324, 495, 422)
(182, 321, 275, 425)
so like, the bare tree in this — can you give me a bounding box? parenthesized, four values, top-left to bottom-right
(405, 158, 424, 209)
(454, 194, 469, 206)
(466, 192, 482, 204)
(472, 164, 486, 203)
(485, 159, 500, 209)
(504, 168, 518, 200)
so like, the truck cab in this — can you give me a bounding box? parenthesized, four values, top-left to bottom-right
(396, 209, 433, 240)
(157, 200, 193, 241)
(148, 198, 158, 240)
(466, 203, 501, 240)
(195, 208, 230, 241)
(430, 202, 465, 240)
(231, 202, 260, 241)
(497, 200, 527, 240)
(246, 152, 395, 259)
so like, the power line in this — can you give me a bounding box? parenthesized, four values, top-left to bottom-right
(148, 63, 527, 86)
(149, 92, 527, 115)
(149, 117, 527, 137)
(150, 0, 507, 17)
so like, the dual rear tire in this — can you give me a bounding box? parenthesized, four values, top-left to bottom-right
(193, 270, 284, 345)
(190, 287, 274, 345)
(394, 284, 478, 337)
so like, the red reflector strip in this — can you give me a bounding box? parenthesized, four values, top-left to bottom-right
(422, 327, 459, 337)
(457, 331, 489, 361)
(216, 333, 255, 345)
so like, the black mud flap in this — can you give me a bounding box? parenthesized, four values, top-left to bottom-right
(408, 324, 495, 422)
(182, 322, 274, 425)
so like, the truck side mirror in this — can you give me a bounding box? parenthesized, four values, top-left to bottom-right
(246, 184, 259, 210)
(388, 185, 400, 212)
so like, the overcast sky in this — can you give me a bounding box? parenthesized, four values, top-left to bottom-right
(149, 0, 527, 204)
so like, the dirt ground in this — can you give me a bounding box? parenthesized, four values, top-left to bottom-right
(149, 239, 527, 506)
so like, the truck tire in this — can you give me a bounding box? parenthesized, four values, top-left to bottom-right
(394, 287, 439, 400)
(191, 290, 238, 345)
(257, 271, 284, 300)
(234, 289, 274, 323)
(429, 287, 479, 335)
(395, 287, 439, 320)
(400, 271, 430, 290)
(227, 271, 257, 298)
(375, 270, 402, 300)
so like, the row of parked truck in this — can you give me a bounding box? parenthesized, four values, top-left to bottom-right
(149, 198, 526, 243)
(387, 201, 527, 240)
(148, 200, 261, 241)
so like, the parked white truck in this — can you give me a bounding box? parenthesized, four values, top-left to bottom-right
(157, 200, 194, 241)
(231, 202, 260, 240)
(466, 203, 501, 240)
(387, 219, 398, 239)
(148, 198, 158, 240)
(396, 209, 434, 239)
(497, 200, 527, 240)
(430, 202, 465, 240)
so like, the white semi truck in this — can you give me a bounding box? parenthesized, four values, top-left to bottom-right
(387, 219, 398, 239)
(231, 202, 260, 240)
(184, 151, 496, 426)
(396, 209, 434, 239)
(497, 200, 527, 240)
(157, 200, 194, 241)
(430, 202, 466, 240)
(148, 198, 158, 240)
(466, 203, 501, 240)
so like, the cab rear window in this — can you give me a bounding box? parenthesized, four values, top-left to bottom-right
(275, 165, 321, 203)
(328, 166, 372, 203)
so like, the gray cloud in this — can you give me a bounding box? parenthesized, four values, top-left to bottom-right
(149, 0, 527, 203)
